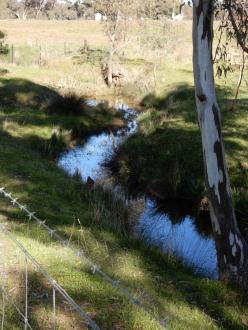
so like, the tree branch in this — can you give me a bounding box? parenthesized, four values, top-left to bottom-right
(228, 5, 248, 54)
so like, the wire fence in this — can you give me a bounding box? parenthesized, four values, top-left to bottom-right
(0, 40, 107, 71)
(0, 187, 168, 328)
(0, 42, 88, 67)
(0, 222, 100, 330)
(0, 283, 33, 330)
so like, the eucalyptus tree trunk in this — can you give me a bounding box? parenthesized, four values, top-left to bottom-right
(193, 0, 248, 288)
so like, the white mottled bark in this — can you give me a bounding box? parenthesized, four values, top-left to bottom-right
(193, 0, 248, 287)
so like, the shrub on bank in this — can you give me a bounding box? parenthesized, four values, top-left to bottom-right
(47, 91, 86, 116)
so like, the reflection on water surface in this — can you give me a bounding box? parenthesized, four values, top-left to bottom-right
(58, 100, 218, 279)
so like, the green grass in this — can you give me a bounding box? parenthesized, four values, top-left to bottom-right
(0, 73, 247, 329)
(0, 19, 247, 329)
(108, 79, 248, 237)
(0, 77, 125, 156)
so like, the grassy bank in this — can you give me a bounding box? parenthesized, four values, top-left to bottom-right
(0, 19, 247, 329)
(107, 79, 248, 237)
(0, 77, 125, 156)
(0, 73, 247, 330)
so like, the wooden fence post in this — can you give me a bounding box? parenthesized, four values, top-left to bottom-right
(83, 40, 89, 53)
(11, 44, 14, 64)
(39, 45, 42, 67)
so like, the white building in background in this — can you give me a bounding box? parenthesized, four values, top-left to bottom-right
(172, 12, 184, 21)
(172, 0, 193, 21)
(94, 12, 107, 21)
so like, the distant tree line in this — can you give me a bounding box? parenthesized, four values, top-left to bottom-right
(0, 0, 181, 20)
(0, 0, 91, 20)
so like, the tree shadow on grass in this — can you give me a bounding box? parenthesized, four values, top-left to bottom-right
(114, 82, 248, 228)
(0, 77, 124, 127)
(5, 267, 95, 329)
(0, 78, 58, 108)
(140, 83, 236, 118)
(0, 77, 125, 158)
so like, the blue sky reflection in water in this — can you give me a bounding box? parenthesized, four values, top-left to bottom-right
(58, 101, 218, 279)
(139, 199, 218, 278)
(58, 103, 137, 181)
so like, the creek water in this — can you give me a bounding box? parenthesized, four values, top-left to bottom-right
(58, 100, 218, 279)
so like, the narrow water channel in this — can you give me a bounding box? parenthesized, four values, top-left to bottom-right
(58, 100, 218, 279)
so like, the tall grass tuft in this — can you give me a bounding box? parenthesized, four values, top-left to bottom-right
(47, 91, 86, 116)
(43, 127, 71, 158)
(88, 186, 130, 235)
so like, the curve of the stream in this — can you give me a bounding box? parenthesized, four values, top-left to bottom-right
(58, 100, 218, 279)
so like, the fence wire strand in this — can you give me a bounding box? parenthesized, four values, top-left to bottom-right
(0, 223, 100, 330)
(0, 187, 168, 328)
(24, 257, 28, 330)
(1, 292, 4, 330)
(0, 284, 33, 330)
(53, 287, 56, 330)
